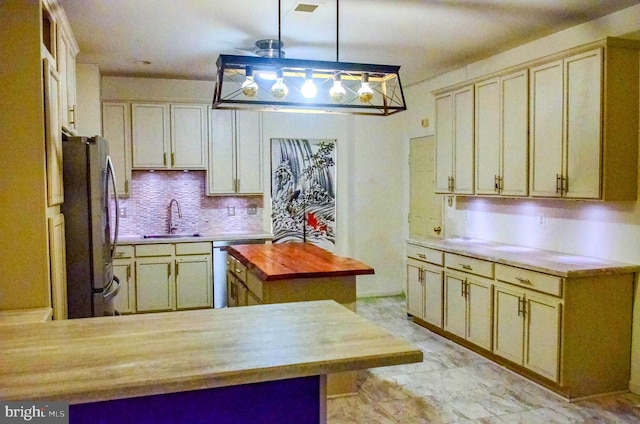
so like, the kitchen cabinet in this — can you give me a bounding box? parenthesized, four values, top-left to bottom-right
(494, 282, 561, 382)
(474, 70, 528, 196)
(406, 244, 444, 327)
(208, 109, 263, 195)
(132, 103, 207, 170)
(135, 242, 213, 313)
(102, 102, 132, 197)
(56, 20, 78, 135)
(113, 245, 136, 314)
(435, 85, 474, 194)
(443, 270, 493, 351)
(48, 213, 67, 320)
(44, 57, 64, 206)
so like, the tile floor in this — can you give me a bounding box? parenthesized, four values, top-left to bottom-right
(327, 295, 640, 423)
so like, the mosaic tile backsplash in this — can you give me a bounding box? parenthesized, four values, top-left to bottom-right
(114, 170, 264, 236)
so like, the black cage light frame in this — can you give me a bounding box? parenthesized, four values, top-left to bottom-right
(212, 0, 406, 116)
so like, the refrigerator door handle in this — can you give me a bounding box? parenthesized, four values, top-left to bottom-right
(106, 155, 119, 260)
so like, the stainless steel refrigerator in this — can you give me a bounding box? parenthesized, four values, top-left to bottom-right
(62, 135, 120, 318)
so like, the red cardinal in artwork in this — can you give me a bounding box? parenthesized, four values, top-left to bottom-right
(306, 212, 327, 233)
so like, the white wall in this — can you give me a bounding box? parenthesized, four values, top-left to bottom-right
(404, 4, 640, 392)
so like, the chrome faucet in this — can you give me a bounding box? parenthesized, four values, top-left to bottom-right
(168, 198, 182, 234)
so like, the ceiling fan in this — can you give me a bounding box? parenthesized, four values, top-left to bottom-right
(235, 39, 286, 58)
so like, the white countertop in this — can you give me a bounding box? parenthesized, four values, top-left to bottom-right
(119, 231, 273, 245)
(408, 237, 640, 277)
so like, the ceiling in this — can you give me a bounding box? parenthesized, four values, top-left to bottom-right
(60, 0, 640, 86)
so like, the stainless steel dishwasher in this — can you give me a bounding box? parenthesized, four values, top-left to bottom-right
(213, 239, 267, 308)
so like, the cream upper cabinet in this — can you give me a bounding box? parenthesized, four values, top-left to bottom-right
(208, 109, 263, 195)
(132, 103, 207, 170)
(102, 102, 132, 197)
(56, 23, 78, 135)
(475, 71, 528, 196)
(435, 86, 474, 194)
(44, 57, 63, 206)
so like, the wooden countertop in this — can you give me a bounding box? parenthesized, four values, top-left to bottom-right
(0, 300, 421, 404)
(0, 307, 52, 325)
(226, 242, 375, 281)
(409, 237, 640, 277)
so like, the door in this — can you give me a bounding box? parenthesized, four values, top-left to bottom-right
(176, 255, 213, 309)
(409, 136, 442, 239)
(475, 78, 500, 195)
(444, 273, 466, 339)
(530, 60, 564, 197)
(525, 294, 562, 382)
(564, 49, 602, 199)
(171, 104, 207, 169)
(435, 93, 453, 193)
(132, 103, 170, 168)
(136, 257, 173, 312)
(493, 285, 525, 364)
(406, 260, 424, 319)
(465, 277, 493, 350)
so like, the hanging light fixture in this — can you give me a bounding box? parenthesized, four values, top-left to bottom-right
(212, 0, 406, 116)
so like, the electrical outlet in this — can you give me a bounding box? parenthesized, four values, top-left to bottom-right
(119, 207, 127, 218)
(247, 204, 257, 215)
(538, 214, 546, 226)
(227, 206, 235, 216)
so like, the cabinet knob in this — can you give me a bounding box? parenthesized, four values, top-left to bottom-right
(461, 264, 472, 271)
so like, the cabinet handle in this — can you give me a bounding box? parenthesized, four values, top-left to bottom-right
(460, 264, 472, 271)
(167, 263, 171, 277)
(226, 260, 231, 266)
(176, 261, 179, 276)
(171, 152, 175, 167)
(418, 268, 423, 283)
(515, 276, 532, 285)
(236, 268, 242, 273)
(498, 176, 503, 192)
(163, 153, 167, 167)
(417, 253, 426, 259)
(461, 280, 466, 297)
(518, 297, 526, 317)
(556, 174, 566, 194)
(68, 105, 76, 126)
(126, 264, 131, 280)
(433, 226, 442, 235)
(494, 175, 499, 192)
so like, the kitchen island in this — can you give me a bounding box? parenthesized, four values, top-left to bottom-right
(0, 300, 422, 423)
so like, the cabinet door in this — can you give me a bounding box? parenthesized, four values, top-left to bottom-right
(235, 111, 263, 194)
(423, 264, 444, 328)
(208, 109, 236, 194)
(170, 104, 207, 169)
(136, 257, 173, 312)
(444, 273, 466, 339)
(132, 103, 170, 169)
(113, 260, 135, 314)
(235, 279, 248, 307)
(453, 86, 474, 194)
(226, 272, 238, 307)
(247, 291, 262, 306)
(435, 93, 454, 193)
(406, 261, 424, 319)
(44, 58, 64, 206)
(48, 214, 67, 320)
(176, 255, 212, 310)
(102, 102, 132, 197)
(493, 285, 524, 364)
(564, 49, 602, 199)
(530, 60, 564, 197)
(525, 294, 561, 382)
(475, 78, 500, 195)
(501, 70, 529, 196)
(465, 277, 493, 350)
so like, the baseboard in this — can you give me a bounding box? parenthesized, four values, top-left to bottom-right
(356, 290, 404, 299)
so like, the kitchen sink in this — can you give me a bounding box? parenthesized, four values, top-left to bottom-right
(142, 233, 201, 239)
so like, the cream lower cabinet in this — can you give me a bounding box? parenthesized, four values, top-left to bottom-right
(113, 245, 136, 314)
(444, 271, 493, 351)
(406, 243, 444, 328)
(494, 283, 561, 382)
(48, 214, 67, 320)
(135, 242, 213, 313)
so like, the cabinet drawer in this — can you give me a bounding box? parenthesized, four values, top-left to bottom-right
(175, 242, 211, 256)
(245, 271, 264, 301)
(445, 253, 494, 278)
(495, 264, 563, 297)
(407, 244, 444, 266)
(229, 256, 247, 281)
(114, 245, 134, 259)
(135, 243, 172, 257)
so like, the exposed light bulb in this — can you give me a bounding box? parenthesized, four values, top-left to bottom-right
(357, 73, 374, 103)
(301, 69, 317, 99)
(271, 70, 288, 99)
(241, 67, 258, 97)
(329, 73, 346, 102)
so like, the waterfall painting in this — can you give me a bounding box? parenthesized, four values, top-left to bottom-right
(271, 138, 336, 252)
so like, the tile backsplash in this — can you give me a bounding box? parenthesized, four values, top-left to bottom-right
(115, 170, 264, 236)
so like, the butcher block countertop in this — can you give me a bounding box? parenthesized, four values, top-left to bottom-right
(409, 237, 640, 277)
(0, 300, 421, 404)
(226, 242, 375, 281)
